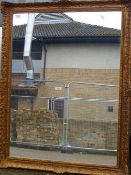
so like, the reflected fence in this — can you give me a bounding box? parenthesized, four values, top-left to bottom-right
(10, 79, 119, 155)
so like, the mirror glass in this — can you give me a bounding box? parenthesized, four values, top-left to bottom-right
(10, 11, 122, 165)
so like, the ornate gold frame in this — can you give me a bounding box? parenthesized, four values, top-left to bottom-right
(0, 0, 131, 175)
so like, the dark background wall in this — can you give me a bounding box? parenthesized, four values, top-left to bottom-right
(0, 168, 76, 175)
(0, 168, 130, 175)
(0, 168, 131, 175)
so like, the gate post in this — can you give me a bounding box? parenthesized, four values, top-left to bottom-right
(61, 86, 69, 150)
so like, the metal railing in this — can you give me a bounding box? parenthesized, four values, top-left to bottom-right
(11, 79, 119, 154)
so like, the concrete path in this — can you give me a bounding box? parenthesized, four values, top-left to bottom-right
(10, 146, 117, 165)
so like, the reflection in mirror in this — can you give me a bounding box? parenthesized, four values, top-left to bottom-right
(10, 12, 121, 165)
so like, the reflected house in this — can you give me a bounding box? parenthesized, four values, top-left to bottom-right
(11, 13, 120, 150)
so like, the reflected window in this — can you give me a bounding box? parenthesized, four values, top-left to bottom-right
(11, 96, 18, 110)
(108, 106, 113, 112)
(48, 99, 64, 118)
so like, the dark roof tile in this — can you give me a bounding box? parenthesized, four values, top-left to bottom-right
(13, 21, 120, 39)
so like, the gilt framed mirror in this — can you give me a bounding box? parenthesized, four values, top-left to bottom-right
(0, 1, 131, 175)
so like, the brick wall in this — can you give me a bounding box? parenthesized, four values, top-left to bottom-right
(68, 119, 117, 149)
(11, 109, 117, 150)
(32, 68, 119, 121)
(11, 68, 119, 150)
(11, 109, 60, 146)
(45, 69, 119, 84)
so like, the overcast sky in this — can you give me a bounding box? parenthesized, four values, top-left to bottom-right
(13, 12, 122, 29)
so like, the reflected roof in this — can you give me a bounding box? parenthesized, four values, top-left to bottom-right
(13, 13, 120, 42)
(35, 13, 73, 24)
(13, 22, 120, 39)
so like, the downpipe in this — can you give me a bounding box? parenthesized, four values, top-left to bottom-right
(23, 13, 35, 80)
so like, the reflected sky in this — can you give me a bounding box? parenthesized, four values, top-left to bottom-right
(13, 12, 121, 29)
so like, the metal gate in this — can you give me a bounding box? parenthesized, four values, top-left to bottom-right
(11, 79, 119, 153)
(61, 81, 119, 153)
